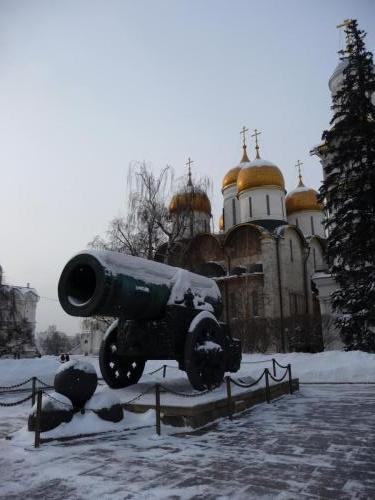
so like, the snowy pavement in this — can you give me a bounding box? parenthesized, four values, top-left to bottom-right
(1, 384, 375, 499)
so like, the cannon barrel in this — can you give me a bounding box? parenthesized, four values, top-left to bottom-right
(58, 250, 223, 320)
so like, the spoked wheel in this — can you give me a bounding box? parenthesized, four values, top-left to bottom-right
(185, 314, 225, 391)
(99, 321, 145, 389)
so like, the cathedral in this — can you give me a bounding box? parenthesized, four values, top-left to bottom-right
(159, 131, 326, 353)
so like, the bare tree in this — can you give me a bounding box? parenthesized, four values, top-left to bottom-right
(38, 325, 72, 355)
(89, 161, 196, 260)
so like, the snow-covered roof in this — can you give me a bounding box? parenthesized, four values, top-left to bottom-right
(246, 158, 278, 168)
(287, 184, 316, 196)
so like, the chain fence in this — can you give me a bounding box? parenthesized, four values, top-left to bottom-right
(229, 370, 267, 389)
(0, 393, 34, 407)
(0, 377, 34, 391)
(2, 357, 295, 444)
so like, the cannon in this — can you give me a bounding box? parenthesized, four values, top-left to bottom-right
(58, 250, 241, 391)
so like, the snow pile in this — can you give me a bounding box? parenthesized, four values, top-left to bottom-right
(0, 356, 60, 387)
(56, 359, 96, 375)
(0, 355, 100, 389)
(240, 350, 375, 383)
(10, 407, 155, 444)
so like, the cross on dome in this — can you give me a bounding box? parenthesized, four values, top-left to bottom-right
(337, 19, 355, 54)
(295, 160, 304, 186)
(251, 128, 262, 159)
(186, 157, 194, 187)
(240, 126, 250, 162)
(240, 126, 249, 147)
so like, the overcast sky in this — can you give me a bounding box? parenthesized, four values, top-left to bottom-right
(1, 0, 374, 335)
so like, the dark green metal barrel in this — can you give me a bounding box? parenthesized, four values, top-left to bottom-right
(58, 250, 222, 320)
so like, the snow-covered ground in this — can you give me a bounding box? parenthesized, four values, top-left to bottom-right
(1, 350, 374, 388)
(1, 384, 375, 499)
(1, 351, 375, 498)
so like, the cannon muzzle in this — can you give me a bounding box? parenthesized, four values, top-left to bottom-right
(58, 250, 222, 320)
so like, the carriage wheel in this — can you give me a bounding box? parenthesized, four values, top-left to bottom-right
(99, 322, 145, 389)
(185, 314, 225, 391)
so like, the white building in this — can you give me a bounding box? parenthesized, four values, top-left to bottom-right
(0, 265, 40, 357)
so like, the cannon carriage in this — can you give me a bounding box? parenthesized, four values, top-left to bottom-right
(58, 250, 241, 391)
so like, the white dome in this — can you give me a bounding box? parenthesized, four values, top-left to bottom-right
(328, 59, 348, 94)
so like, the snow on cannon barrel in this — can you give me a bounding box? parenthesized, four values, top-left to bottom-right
(58, 250, 241, 391)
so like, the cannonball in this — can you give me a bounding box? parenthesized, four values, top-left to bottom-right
(28, 392, 73, 432)
(85, 392, 124, 423)
(95, 404, 123, 423)
(54, 360, 97, 409)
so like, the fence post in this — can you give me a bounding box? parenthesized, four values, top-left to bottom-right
(162, 365, 167, 379)
(288, 364, 293, 394)
(31, 377, 36, 406)
(225, 376, 233, 420)
(155, 384, 161, 436)
(265, 369, 270, 404)
(34, 390, 42, 448)
(272, 359, 277, 378)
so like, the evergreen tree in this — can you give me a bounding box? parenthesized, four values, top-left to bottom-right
(319, 20, 375, 351)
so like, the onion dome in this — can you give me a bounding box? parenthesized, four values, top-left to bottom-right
(219, 214, 224, 231)
(169, 190, 211, 215)
(286, 178, 322, 215)
(329, 58, 348, 93)
(222, 145, 251, 190)
(237, 158, 285, 195)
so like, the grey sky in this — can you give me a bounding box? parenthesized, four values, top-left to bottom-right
(1, 0, 374, 335)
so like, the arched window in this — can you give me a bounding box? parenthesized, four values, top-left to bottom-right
(266, 194, 270, 215)
(249, 197, 253, 218)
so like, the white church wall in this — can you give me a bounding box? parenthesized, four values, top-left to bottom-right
(288, 210, 325, 238)
(261, 237, 282, 320)
(312, 271, 344, 350)
(278, 229, 307, 317)
(238, 186, 286, 223)
(307, 238, 325, 277)
(223, 184, 239, 229)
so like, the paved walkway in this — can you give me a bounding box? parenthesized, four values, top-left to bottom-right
(0, 385, 374, 499)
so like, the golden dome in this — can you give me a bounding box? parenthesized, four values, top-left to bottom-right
(286, 181, 322, 215)
(169, 190, 211, 215)
(222, 166, 241, 190)
(219, 214, 224, 231)
(222, 145, 250, 191)
(237, 159, 285, 194)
